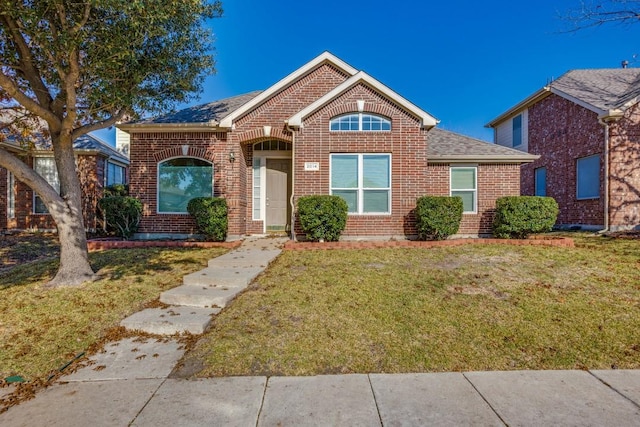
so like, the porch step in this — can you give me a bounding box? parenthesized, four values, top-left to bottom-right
(120, 306, 221, 335)
(182, 266, 264, 287)
(208, 250, 282, 269)
(160, 284, 246, 308)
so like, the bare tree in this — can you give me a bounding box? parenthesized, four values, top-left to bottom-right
(566, 0, 640, 29)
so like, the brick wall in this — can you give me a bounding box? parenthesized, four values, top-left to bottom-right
(524, 94, 605, 226)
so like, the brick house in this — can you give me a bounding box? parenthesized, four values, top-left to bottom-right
(487, 68, 640, 231)
(0, 134, 129, 232)
(118, 52, 535, 240)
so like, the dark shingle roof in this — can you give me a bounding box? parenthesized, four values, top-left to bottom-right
(427, 128, 537, 162)
(550, 68, 640, 111)
(136, 91, 263, 124)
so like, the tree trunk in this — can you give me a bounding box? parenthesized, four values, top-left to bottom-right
(45, 132, 95, 287)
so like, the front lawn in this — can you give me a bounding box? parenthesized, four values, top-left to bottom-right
(0, 246, 228, 382)
(181, 235, 640, 376)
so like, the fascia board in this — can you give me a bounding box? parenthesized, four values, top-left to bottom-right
(219, 52, 359, 128)
(287, 71, 439, 129)
(485, 88, 551, 128)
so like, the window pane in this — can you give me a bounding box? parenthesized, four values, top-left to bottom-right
(513, 115, 522, 147)
(34, 157, 60, 214)
(333, 190, 358, 213)
(452, 190, 475, 212)
(331, 155, 358, 188)
(577, 155, 600, 199)
(253, 158, 261, 219)
(158, 158, 213, 213)
(535, 167, 546, 196)
(363, 155, 390, 188)
(7, 172, 14, 219)
(363, 190, 389, 213)
(451, 168, 476, 190)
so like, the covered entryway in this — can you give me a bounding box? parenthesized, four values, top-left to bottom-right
(251, 140, 292, 234)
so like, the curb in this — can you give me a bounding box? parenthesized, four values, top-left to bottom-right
(284, 237, 574, 251)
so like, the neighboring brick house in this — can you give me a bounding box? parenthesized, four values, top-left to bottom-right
(0, 134, 129, 232)
(487, 68, 640, 231)
(118, 52, 535, 240)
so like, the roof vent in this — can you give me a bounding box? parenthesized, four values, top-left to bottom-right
(622, 60, 629, 69)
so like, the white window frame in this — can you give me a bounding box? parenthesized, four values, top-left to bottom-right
(33, 156, 60, 214)
(450, 166, 478, 214)
(330, 153, 392, 215)
(7, 171, 15, 219)
(534, 167, 547, 197)
(329, 113, 391, 132)
(576, 154, 600, 200)
(157, 156, 214, 214)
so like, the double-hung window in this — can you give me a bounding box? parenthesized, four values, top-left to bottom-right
(450, 166, 477, 213)
(33, 157, 60, 214)
(331, 154, 391, 214)
(576, 155, 600, 199)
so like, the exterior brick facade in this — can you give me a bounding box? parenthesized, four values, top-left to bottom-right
(125, 53, 531, 239)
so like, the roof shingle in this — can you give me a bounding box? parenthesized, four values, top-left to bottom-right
(427, 128, 537, 162)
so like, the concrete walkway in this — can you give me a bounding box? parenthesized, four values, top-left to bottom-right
(2, 237, 640, 425)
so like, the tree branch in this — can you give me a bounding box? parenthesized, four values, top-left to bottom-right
(0, 71, 60, 128)
(71, 110, 127, 139)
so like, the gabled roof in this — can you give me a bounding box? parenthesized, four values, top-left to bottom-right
(427, 128, 538, 163)
(486, 68, 640, 127)
(287, 71, 438, 129)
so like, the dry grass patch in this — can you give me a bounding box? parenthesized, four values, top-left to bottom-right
(0, 247, 227, 381)
(183, 236, 640, 376)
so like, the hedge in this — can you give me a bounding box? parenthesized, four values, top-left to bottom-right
(415, 196, 463, 240)
(187, 197, 228, 242)
(98, 196, 142, 239)
(297, 195, 348, 242)
(493, 196, 559, 239)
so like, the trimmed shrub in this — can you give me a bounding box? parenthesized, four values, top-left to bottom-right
(103, 184, 129, 197)
(493, 196, 559, 239)
(187, 197, 228, 242)
(297, 195, 348, 242)
(415, 196, 463, 240)
(98, 196, 142, 239)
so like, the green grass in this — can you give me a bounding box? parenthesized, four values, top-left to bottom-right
(184, 235, 640, 376)
(0, 247, 228, 381)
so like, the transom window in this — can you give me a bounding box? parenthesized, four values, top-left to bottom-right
(253, 140, 292, 151)
(330, 113, 391, 131)
(450, 166, 477, 213)
(158, 157, 213, 213)
(330, 154, 391, 214)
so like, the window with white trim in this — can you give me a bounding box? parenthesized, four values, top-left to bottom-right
(512, 114, 522, 148)
(330, 154, 391, 214)
(33, 157, 60, 214)
(106, 161, 126, 186)
(252, 157, 261, 220)
(330, 113, 391, 131)
(450, 166, 477, 213)
(7, 171, 15, 219)
(576, 155, 600, 200)
(158, 157, 213, 213)
(534, 167, 546, 197)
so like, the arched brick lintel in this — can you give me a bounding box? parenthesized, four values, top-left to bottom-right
(152, 146, 216, 163)
(235, 127, 294, 145)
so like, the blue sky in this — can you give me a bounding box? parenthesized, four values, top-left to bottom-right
(94, 0, 640, 143)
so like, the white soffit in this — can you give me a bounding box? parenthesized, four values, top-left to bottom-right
(287, 71, 439, 129)
(218, 51, 358, 128)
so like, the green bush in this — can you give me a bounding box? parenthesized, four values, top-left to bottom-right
(415, 196, 463, 240)
(98, 196, 142, 239)
(187, 197, 228, 242)
(103, 184, 129, 197)
(297, 195, 348, 242)
(493, 196, 559, 239)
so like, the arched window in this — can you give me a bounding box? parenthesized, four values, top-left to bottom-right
(158, 157, 213, 213)
(330, 113, 391, 131)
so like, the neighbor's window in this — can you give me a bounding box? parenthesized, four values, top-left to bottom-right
(451, 166, 477, 213)
(534, 167, 547, 197)
(158, 157, 213, 213)
(576, 155, 600, 200)
(33, 157, 60, 214)
(512, 114, 522, 147)
(330, 113, 391, 131)
(106, 161, 126, 186)
(7, 171, 15, 219)
(331, 153, 391, 214)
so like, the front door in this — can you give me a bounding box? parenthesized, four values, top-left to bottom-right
(266, 159, 291, 232)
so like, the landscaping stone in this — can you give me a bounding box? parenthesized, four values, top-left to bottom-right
(120, 306, 220, 335)
(132, 377, 266, 426)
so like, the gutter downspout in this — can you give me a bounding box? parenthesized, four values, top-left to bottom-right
(598, 119, 610, 233)
(287, 125, 297, 242)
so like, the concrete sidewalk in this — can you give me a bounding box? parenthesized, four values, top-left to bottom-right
(2, 369, 640, 426)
